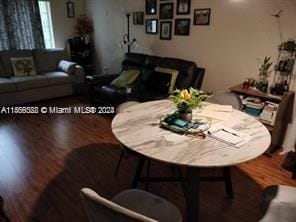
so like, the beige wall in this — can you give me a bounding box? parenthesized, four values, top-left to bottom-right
(85, 0, 296, 151)
(50, 0, 86, 48)
(86, 0, 296, 92)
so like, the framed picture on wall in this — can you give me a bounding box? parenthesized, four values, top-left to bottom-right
(146, 19, 158, 34)
(160, 21, 172, 40)
(194, 8, 211, 25)
(146, 0, 157, 15)
(67, 1, 75, 18)
(160, 3, 174, 19)
(133, 12, 144, 25)
(175, 19, 190, 36)
(176, 0, 191, 15)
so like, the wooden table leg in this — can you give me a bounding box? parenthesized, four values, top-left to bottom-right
(131, 156, 145, 188)
(114, 149, 125, 176)
(223, 167, 234, 199)
(176, 166, 187, 198)
(186, 167, 200, 222)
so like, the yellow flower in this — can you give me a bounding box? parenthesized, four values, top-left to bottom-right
(182, 89, 190, 100)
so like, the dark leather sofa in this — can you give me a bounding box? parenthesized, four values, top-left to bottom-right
(87, 53, 205, 105)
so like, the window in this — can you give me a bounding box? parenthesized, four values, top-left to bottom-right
(38, 0, 55, 48)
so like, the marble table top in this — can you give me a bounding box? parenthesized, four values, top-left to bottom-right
(111, 100, 271, 168)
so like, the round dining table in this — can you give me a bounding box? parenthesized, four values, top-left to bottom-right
(112, 100, 271, 222)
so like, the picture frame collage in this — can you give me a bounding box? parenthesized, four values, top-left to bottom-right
(133, 0, 211, 40)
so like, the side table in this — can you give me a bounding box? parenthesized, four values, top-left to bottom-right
(229, 84, 295, 155)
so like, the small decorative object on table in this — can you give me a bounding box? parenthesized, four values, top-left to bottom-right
(242, 78, 255, 89)
(160, 113, 210, 138)
(256, 56, 273, 93)
(169, 88, 208, 122)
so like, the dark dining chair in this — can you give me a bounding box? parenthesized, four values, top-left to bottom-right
(80, 188, 182, 222)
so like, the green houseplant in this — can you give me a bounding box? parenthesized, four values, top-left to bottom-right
(257, 56, 273, 92)
(169, 88, 208, 122)
(259, 56, 273, 79)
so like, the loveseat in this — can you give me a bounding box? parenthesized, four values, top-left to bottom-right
(0, 49, 85, 106)
(87, 53, 205, 105)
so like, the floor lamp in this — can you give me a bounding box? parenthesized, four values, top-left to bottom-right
(123, 13, 136, 53)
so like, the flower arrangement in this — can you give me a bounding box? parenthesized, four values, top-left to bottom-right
(169, 88, 208, 114)
(74, 15, 93, 36)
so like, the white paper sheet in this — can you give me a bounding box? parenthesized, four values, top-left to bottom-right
(208, 124, 251, 148)
(199, 104, 232, 121)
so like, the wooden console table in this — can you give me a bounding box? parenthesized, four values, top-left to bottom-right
(229, 84, 295, 156)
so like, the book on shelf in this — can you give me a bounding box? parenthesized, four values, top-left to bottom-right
(259, 102, 278, 126)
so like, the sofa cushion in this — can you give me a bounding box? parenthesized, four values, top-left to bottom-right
(155, 67, 179, 93)
(111, 70, 140, 88)
(0, 50, 33, 76)
(160, 57, 197, 89)
(42, 71, 74, 86)
(10, 75, 49, 91)
(0, 78, 17, 93)
(147, 71, 171, 94)
(0, 60, 6, 77)
(10, 57, 37, 76)
(139, 68, 154, 84)
(33, 49, 69, 73)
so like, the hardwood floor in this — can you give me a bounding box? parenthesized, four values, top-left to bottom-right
(0, 96, 295, 222)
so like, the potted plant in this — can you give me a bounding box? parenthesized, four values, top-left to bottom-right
(169, 88, 208, 122)
(259, 56, 273, 79)
(257, 56, 273, 92)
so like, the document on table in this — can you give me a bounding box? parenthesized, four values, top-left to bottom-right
(208, 124, 251, 148)
(199, 104, 232, 121)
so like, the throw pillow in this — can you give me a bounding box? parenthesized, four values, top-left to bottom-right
(58, 60, 77, 74)
(0, 60, 5, 78)
(10, 57, 37, 76)
(155, 67, 179, 94)
(111, 69, 140, 88)
(140, 68, 154, 84)
(148, 71, 172, 95)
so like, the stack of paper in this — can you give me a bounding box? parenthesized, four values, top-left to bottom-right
(208, 125, 251, 148)
(199, 104, 232, 121)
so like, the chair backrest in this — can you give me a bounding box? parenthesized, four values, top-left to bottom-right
(80, 188, 157, 222)
(259, 185, 296, 222)
(206, 91, 243, 110)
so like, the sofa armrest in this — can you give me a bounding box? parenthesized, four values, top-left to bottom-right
(193, 68, 205, 89)
(86, 74, 119, 86)
(73, 65, 85, 84)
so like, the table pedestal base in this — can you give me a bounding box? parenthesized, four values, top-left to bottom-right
(131, 157, 234, 222)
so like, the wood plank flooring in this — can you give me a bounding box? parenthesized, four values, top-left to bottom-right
(0, 96, 295, 222)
